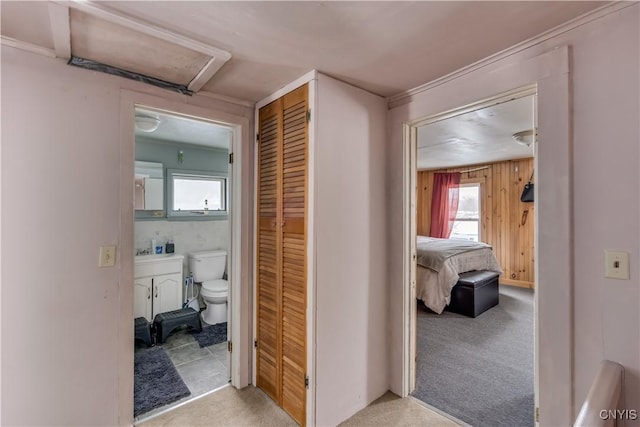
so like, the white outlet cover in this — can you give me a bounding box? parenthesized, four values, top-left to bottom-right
(605, 250, 630, 280)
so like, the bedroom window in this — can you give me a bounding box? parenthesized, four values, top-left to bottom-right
(451, 183, 480, 241)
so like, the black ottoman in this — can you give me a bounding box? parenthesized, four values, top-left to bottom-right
(446, 270, 499, 318)
(154, 308, 202, 344)
(134, 317, 153, 347)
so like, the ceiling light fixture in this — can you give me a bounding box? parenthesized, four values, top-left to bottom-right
(135, 115, 161, 133)
(512, 129, 535, 147)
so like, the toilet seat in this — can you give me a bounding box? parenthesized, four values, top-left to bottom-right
(201, 279, 228, 297)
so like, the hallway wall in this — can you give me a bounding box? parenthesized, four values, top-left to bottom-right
(1, 47, 252, 426)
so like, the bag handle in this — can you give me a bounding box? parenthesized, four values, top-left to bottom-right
(528, 169, 534, 183)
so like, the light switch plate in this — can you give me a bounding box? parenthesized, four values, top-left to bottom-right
(605, 250, 629, 280)
(99, 246, 117, 267)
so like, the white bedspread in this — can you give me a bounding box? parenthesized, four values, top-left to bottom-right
(416, 238, 502, 314)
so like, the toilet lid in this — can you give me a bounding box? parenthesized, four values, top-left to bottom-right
(202, 279, 228, 292)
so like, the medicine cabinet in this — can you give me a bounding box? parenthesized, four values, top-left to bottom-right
(135, 161, 164, 217)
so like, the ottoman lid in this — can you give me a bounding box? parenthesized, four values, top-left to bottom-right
(457, 270, 500, 287)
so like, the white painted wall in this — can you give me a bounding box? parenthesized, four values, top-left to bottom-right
(314, 73, 388, 426)
(387, 4, 639, 426)
(1, 47, 252, 426)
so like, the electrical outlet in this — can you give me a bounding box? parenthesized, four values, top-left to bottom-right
(605, 250, 629, 280)
(99, 246, 117, 267)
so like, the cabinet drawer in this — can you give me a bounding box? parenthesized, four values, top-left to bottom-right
(135, 258, 183, 278)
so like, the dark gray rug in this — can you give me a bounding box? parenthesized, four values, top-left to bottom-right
(412, 285, 534, 427)
(191, 322, 227, 348)
(134, 347, 191, 417)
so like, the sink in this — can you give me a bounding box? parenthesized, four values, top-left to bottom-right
(135, 253, 184, 263)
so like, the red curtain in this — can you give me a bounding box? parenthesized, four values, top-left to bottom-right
(429, 172, 461, 238)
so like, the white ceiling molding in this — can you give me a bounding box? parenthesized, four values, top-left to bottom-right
(0, 36, 56, 58)
(59, 0, 231, 92)
(48, 2, 71, 59)
(387, 1, 633, 109)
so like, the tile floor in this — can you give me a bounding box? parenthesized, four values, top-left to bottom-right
(135, 324, 229, 422)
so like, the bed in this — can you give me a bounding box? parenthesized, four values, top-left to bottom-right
(416, 236, 502, 314)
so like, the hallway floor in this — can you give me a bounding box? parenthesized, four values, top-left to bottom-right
(138, 386, 462, 426)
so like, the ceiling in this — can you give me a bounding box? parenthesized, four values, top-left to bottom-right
(1, 1, 606, 103)
(135, 107, 231, 150)
(417, 95, 534, 170)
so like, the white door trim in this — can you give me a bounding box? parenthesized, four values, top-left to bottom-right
(118, 89, 250, 424)
(399, 47, 573, 425)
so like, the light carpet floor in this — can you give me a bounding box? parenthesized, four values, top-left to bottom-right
(138, 385, 297, 426)
(412, 285, 534, 427)
(338, 392, 461, 427)
(139, 386, 461, 426)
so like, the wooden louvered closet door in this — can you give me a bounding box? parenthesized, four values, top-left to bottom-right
(257, 84, 308, 426)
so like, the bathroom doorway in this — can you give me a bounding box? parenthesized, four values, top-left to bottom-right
(131, 105, 236, 422)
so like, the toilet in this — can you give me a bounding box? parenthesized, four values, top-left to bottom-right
(189, 250, 228, 325)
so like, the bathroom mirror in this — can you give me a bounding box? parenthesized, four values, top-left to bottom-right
(135, 161, 164, 216)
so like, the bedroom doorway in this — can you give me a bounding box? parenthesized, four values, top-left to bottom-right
(406, 87, 538, 426)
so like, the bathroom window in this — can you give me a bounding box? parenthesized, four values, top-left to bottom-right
(167, 170, 227, 218)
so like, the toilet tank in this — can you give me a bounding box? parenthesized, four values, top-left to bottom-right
(189, 250, 227, 281)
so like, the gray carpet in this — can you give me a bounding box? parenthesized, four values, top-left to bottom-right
(412, 285, 534, 427)
(134, 347, 191, 417)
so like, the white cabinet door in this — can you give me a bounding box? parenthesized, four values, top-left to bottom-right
(134, 277, 153, 322)
(153, 273, 183, 317)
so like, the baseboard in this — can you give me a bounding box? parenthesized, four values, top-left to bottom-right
(500, 279, 534, 289)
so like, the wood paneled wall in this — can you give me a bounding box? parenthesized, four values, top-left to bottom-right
(417, 158, 535, 288)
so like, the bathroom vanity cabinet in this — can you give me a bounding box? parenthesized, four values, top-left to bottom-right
(134, 254, 184, 322)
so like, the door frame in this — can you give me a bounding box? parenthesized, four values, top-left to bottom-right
(118, 89, 251, 424)
(399, 46, 574, 425)
(404, 85, 537, 393)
